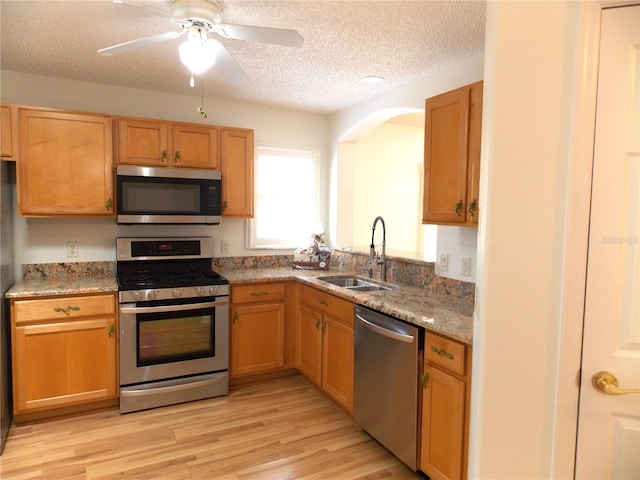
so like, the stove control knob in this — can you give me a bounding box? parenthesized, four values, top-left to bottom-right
(196, 287, 206, 297)
(209, 286, 219, 296)
(173, 289, 183, 298)
(147, 290, 158, 301)
(132, 291, 143, 302)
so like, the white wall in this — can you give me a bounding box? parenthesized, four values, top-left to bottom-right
(470, 1, 594, 478)
(350, 122, 424, 255)
(0, 72, 330, 273)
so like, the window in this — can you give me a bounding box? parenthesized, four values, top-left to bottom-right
(247, 145, 320, 249)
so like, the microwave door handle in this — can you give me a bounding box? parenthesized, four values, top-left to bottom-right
(120, 300, 227, 315)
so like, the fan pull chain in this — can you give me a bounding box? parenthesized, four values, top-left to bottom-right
(197, 74, 209, 120)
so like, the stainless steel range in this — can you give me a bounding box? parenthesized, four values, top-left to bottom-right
(116, 237, 229, 414)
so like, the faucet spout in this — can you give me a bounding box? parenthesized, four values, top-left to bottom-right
(370, 216, 387, 281)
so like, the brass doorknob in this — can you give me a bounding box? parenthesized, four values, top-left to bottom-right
(592, 371, 640, 395)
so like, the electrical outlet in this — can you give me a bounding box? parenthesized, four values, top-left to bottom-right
(66, 241, 78, 258)
(438, 253, 449, 272)
(461, 257, 472, 276)
(221, 240, 229, 255)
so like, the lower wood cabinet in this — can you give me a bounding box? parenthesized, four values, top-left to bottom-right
(420, 332, 472, 480)
(296, 285, 354, 413)
(230, 282, 295, 378)
(10, 293, 118, 416)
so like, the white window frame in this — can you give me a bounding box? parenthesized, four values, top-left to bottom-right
(246, 145, 321, 249)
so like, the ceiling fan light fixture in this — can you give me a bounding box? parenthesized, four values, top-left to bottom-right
(179, 28, 217, 74)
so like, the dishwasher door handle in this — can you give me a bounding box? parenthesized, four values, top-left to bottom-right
(355, 313, 415, 343)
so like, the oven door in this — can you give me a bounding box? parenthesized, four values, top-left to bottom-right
(119, 297, 229, 387)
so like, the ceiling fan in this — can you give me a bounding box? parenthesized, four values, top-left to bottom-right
(98, 0, 304, 83)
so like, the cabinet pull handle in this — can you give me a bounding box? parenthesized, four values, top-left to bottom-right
(467, 199, 477, 217)
(223, 200, 228, 211)
(431, 345, 454, 360)
(421, 372, 429, 386)
(161, 150, 167, 163)
(455, 200, 463, 216)
(315, 318, 321, 330)
(108, 324, 115, 337)
(249, 291, 269, 297)
(232, 312, 238, 323)
(105, 198, 113, 209)
(53, 305, 80, 315)
(318, 298, 328, 306)
(174, 151, 180, 162)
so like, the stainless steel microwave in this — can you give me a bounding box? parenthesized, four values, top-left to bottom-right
(116, 165, 222, 225)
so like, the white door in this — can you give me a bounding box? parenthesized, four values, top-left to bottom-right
(575, 5, 640, 479)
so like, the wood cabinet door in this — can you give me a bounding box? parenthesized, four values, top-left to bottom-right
(420, 366, 465, 480)
(322, 315, 354, 413)
(465, 81, 483, 225)
(296, 303, 323, 386)
(422, 87, 470, 224)
(1, 104, 16, 160)
(172, 124, 219, 169)
(231, 302, 285, 377)
(13, 317, 117, 414)
(18, 109, 114, 215)
(221, 127, 254, 217)
(117, 118, 169, 166)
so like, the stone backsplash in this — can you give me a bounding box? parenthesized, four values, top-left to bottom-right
(22, 261, 115, 280)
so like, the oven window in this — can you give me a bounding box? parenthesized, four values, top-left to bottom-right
(137, 309, 214, 366)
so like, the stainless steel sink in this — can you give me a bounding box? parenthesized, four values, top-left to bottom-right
(317, 276, 392, 292)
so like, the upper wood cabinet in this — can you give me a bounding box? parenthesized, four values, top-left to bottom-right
(18, 108, 114, 216)
(1, 104, 18, 161)
(221, 127, 254, 217)
(422, 81, 483, 226)
(116, 118, 219, 169)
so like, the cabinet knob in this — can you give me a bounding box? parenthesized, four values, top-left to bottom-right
(467, 199, 477, 217)
(455, 200, 463, 216)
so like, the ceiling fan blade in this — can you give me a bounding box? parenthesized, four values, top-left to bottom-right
(215, 24, 303, 47)
(211, 41, 249, 84)
(98, 30, 184, 56)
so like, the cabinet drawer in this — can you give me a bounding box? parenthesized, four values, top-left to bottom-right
(299, 285, 353, 326)
(425, 332, 466, 376)
(232, 282, 285, 304)
(13, 294, 116, 324)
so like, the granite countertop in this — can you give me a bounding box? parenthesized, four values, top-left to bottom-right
(6, 266, 474, 345)
(219, 267, 474, 345)
(6, 275, 119, 298)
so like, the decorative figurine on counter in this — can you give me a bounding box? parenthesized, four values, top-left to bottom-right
(293, 231, 331, 270)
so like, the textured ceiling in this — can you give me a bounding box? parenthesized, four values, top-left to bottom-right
(0, 0, 485, 115)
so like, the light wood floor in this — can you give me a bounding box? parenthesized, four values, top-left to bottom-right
(0, 374, 423, 479)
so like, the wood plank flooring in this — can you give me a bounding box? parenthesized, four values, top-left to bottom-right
(0, 374, 423, 479)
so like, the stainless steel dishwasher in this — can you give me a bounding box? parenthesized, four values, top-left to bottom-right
(354, 306, 422, 471)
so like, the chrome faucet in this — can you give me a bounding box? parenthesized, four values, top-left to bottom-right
(369, 216, 387, 281)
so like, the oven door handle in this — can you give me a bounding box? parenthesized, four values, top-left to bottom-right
(120, 300, 227, 314)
